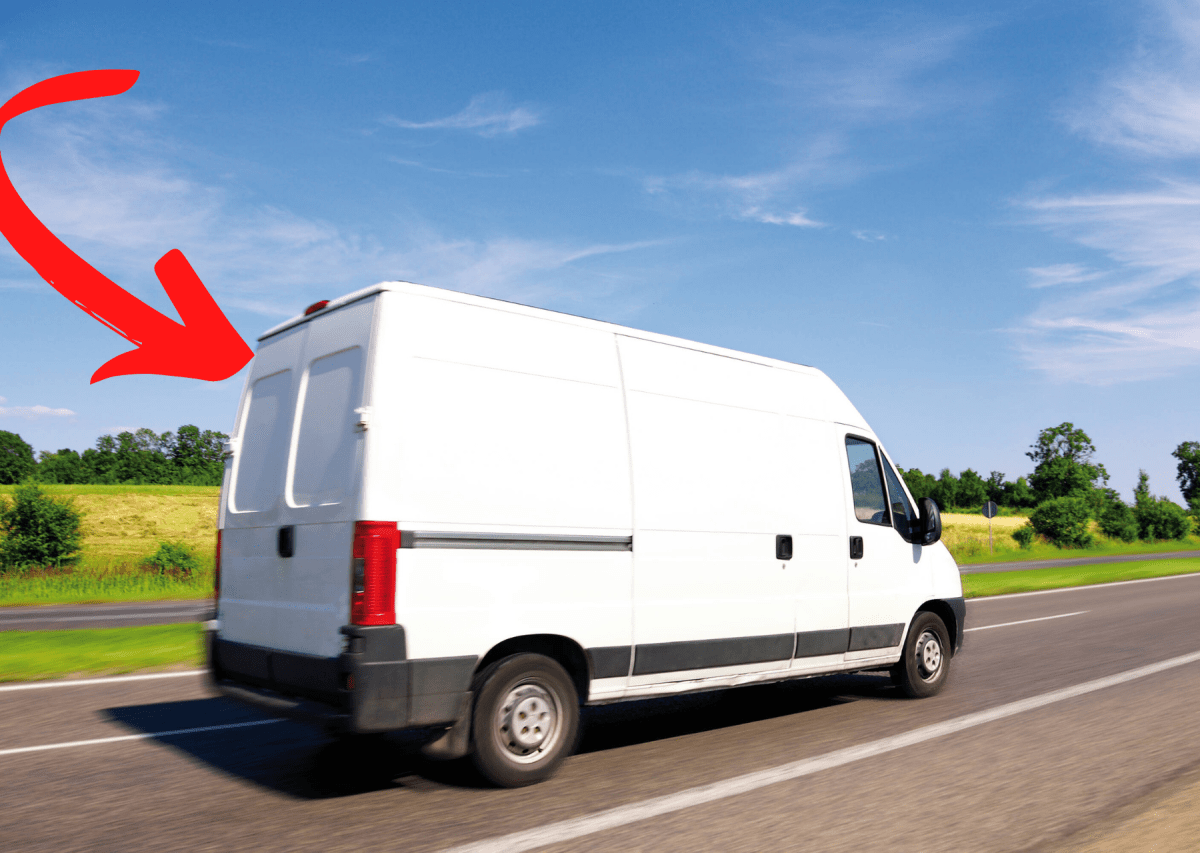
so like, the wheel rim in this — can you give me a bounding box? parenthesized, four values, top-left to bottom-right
(914, 630, 943, 682)
(493, 680, 562, 764)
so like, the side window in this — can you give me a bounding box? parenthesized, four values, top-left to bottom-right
(233, 369, 294, 513)
(881, 455, 916, 541)
(290, 347, 364, 508)
(845, 437, 890, 526)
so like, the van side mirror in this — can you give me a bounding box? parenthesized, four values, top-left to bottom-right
(918, 498, 942, 546)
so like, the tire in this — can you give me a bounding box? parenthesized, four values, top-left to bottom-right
(469, 653, 580, 787)
(891, 612, 951, 698)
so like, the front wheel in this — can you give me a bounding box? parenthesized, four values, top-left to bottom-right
(891, 612, 951, 698)
(469, 653, 579, 787)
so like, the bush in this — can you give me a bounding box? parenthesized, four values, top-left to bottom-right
(1134, 497, 1191, 541)
(1030, 496, 1093, 548)
(1011, 523, 1036, 549)
(143, 541, 201, 577)
(0, 483, 84, 570)
(1099, 503, 1139, 543)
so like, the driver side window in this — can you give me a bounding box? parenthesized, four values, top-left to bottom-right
(845, 437, 890, 526)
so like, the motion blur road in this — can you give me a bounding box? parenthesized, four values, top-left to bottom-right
(3, 574, 1200, 852)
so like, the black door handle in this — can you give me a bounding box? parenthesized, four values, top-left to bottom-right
(278, 525, 295, 558)
(776, 535, 793, 561)
(849, 536, 863, 560)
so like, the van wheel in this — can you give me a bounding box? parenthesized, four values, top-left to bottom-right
(470, 653, 579, 787)
(891, 612, 951, 698)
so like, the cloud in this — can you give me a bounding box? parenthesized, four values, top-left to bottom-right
(1068, 2, 1200, 158)
(1015, 5, 1200, 382)
(0, 83, 652, 325)
(0, 396, 76, 419)
(1016, 181, 1200, 381)
(643, 16, 974, 230)
(852, 230, 889, 242)
(1024, 263, 1106, 288)
(382, 93, 541, 137)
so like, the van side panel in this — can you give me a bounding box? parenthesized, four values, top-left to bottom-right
(619, 337, 800, 683)
(364, 293, 634, 663)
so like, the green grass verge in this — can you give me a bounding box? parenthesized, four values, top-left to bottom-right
(0, 623, 205, 682)
(0, 570, 213, 606)
(962, 557, 1200, 597)
(954, 536, 1200, 566)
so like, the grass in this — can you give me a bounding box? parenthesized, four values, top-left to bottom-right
(1, 485, 217, 606)
(962, 557, 1200, 597)
(941, 511, 1200, 565)
(0, 623, 205, 682)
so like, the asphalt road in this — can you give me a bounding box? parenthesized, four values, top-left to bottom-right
(960, 549, 1200, 573)
(0, 600, 212, 631)
(2, 573, 1200, 852)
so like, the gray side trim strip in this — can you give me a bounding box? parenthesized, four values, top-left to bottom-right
(587, 646, 632, 680)
(400, 531, 633, 551)
(848, 623, 906, 651)
(633, 633, 795, 676)
(794, 628, 851, 658)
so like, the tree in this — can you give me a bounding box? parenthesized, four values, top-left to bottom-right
(985, 471, 1006, 504)
(0, 430, 35, 485)
(1030, 496, 1093, 548)
(1026, 422, 1109, 504)
(1174, 441, 1200, 505)
(957, 468, 988, 509)
(930, 468, 959, 511)
(1002, 476, 1035, 508)
(900, 467, 937, 503)
(0, 483, 84, 569)
(1132, 470, 1191, 541)
(35, 449, 84, 484)
(169, 425, 225, 485)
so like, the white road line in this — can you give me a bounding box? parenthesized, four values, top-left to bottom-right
(0, 671, 205, 693)
(0, 718, 285, 757)
(965, 611, 1089, 632)
(1, 611, 203, 625)
(439, 648, 1200, 853)
(972, 570, 1200, 601)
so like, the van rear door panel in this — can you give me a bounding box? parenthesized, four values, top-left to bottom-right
(220, 296, 376, 659)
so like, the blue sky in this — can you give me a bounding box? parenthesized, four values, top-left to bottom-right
(1, 1, 1197, 503)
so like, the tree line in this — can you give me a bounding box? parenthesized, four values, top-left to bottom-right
(0, 426, 227, 487)
(900, 423, 1199, 547)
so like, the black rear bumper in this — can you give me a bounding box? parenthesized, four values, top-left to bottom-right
(207, 624, 477, 734)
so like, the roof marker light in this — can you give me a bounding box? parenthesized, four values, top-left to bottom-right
(304, 300, 330, 316)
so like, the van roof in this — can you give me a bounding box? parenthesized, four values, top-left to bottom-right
(258, 280, 824, 378)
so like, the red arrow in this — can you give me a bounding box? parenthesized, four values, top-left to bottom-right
(0, 70, 252, 383)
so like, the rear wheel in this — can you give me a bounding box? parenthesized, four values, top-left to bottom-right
(470, 653, 579, 787)
(891, 611, 951, 698)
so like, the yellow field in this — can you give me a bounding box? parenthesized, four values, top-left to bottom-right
(940, 512, 1029, 561)
(74, 493, 218, 564)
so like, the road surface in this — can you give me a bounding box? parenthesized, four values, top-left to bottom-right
(2, 573, 1200, 851)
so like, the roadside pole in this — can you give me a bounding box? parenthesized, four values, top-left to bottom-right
(982, 500, 998, 553)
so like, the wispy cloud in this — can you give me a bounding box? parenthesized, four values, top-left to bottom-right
(1024, 263, 1107, 288)
(1069, 2, 1200, 158)
(643, 17, 974, 231)
(382, 93, 541, 137)
(0, 85, 651, 324)
(0, 396, 76, 419)
(852, 230, 889, 243)
(1016, 4, 1200, 382)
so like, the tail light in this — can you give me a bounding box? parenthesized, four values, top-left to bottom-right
(351, 521, 398, 625)
(214, 529, 222, 603)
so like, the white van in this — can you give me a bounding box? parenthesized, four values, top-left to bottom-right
(207, 281, 964, 787)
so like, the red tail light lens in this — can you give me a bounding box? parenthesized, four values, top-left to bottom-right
(304, 300, 330, 316)
(214, 529, 222, 603)
(351, 521, 398, 626)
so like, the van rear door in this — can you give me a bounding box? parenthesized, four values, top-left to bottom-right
(219, 296, 376, 659)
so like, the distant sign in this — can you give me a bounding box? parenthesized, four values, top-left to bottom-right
(982, 501, 998, 519)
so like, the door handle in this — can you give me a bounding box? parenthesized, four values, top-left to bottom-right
(849, 536, 863, 560)
(776, 534, 793, 561)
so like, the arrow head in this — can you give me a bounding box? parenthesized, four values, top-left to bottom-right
(90, 250, 253, 383)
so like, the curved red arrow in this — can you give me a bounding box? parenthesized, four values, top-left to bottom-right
(0, 70, 252, 383)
